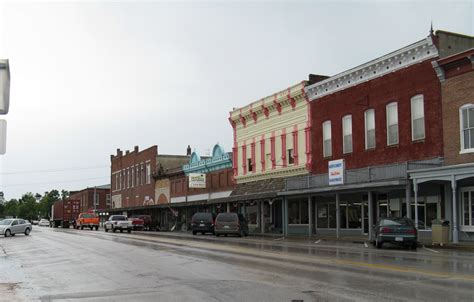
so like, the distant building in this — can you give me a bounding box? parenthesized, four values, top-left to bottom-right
(69, 184, 111, 213)
(110, 145, 190, 211)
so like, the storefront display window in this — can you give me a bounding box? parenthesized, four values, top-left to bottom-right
(288, 198, 308, 224)
(339, 200, 361, 229)
(461, 189, 474, 230)
(246, 204, 258, 225)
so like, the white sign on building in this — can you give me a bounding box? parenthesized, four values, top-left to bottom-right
(328, 159, 344, 185)
(189, 173, 206, 188)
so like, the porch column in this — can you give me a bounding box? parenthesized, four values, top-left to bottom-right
(405, 182, 411, 219)
(451, 175, 459, 243)
(414, 179, 419, 229)
(368, 191, 373, 241)
(226, 203, 230, 213)
(260, 200, 265, 234)
(282, 197, 288, 236)
(336, 193, 340, 239)
(308, 196, 312, 236)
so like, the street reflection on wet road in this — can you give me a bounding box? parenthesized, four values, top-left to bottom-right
(1, 227, 473, 301)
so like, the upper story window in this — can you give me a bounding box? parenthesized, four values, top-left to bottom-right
(248, 158, 253, 172)
(288, 149, 294, 164)
(386, 102, 399, 146)
(146, 163, 151, 184)
(411, 95, 425, 141)
(106, 194, 111, 205)
(323, 121, 332, 157)
(342, 115, 353, 154)
(460, 104, 474, 153)
(365, 109, 375, 149)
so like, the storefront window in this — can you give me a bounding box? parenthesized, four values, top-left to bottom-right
(316, 202, 336, 228)
(246, 204, 258, 225)
(461, 190, 474, 229)
(288, 198, 308, 224)
(339, 200, 361, 229)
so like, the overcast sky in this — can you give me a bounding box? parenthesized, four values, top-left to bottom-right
(0, 0, 472, 200)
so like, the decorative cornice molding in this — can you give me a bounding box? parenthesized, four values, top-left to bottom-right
(305, 37, 439, 101)
(235, 165, 308, 184)
(230, 81, 308, 126)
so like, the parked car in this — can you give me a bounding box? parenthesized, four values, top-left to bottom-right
(129, 216, 145, 231)
(130, 215, 157, 231)
(191, 212, 216, 235)
(0, 219, 32, 237)
(32, 220, 39, 225)
(75, 212, 100, 230)
(104, 215, 133, 233)
(38, 219, 50, 227)
(373, 217, 418, 249)
(215, 212, 249, 237)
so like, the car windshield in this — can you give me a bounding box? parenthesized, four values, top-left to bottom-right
(112, 216, 126, 221)
(0, 219, 12, 225)
(82, 214, 96, 218)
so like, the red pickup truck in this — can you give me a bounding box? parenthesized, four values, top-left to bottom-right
(75, 212, 100, 230)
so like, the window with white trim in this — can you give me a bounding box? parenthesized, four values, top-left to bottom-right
(411, 95, 425, 141)
(106, 194, 111, 206)
(365, 109, 375, 149)
(342, 115, 353, 154)
(461, 189, 474, 230)
(386, 102, 399, 145)
(323, 121, 332, 157)
(146, 163, 151, 184)
(460, 104, 474, 152)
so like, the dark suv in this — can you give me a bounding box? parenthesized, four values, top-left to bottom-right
(215, 212, 249, 237)
(191, 212, 216, 235)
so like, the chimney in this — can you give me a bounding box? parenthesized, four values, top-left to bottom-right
(126, 150, 130, 155)
(134, 146, 139, 153)
(186, 145, 192, 156)
(308, 74, 330, 85)
(116, 148, 121, 156)
(110, 155, 114, 161)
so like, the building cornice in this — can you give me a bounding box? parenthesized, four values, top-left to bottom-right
(229, 81, 308, 127)
(305, 36, 439, 101)
(235, 165, 307, 184)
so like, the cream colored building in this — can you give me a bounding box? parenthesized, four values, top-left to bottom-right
(229, 80, 316, 184)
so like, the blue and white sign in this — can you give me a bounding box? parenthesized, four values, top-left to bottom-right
(328, 159, 344, 185)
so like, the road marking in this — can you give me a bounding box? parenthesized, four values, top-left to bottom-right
(314, 239, 321, 244)
(274, 237, 285, 241)
(423, 246, 439, 254)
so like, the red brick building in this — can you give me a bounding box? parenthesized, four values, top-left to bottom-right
(69, 185, 111, 213)
(111, 146, 157, 209)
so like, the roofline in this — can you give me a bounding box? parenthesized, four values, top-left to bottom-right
(437, 48, 474, 65)
(435, 30, 474, 40)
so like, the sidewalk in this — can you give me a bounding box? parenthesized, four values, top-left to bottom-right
(134, 230, 474, 251)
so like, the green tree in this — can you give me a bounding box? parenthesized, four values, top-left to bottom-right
(18, 193, 38, 221)
(61, 190, 69, 200)
(0, 203, 4, 217)
(4, 199, 19, 217)
(38, 190, 60, 218)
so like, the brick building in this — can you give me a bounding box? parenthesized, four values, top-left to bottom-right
(110, 145, 190, 212)
(281, 32, 449, 238)
(69, 184, 111, 213)
(410, 32, 474, 242)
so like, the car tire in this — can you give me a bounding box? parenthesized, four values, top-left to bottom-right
(112, 228, 116, 233)
(90, 226, 93, 230)
(120, 229, 123, 233)
(216, 233, 220, 237)
(105, 227, 109, 232)
(411, 242, 418, 250)
(95, 226, 99, 231)
(127, 229, 131, 233)
(80, 226, 84, 230)
(24, 228, 31, 236)
(376, 239, 383, 249)
(238, 229, 242, 237)
(192, 231, 197, 235)
(224, 234, 228, 237)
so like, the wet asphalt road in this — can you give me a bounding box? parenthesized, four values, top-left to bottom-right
(0, 227, 473, 302)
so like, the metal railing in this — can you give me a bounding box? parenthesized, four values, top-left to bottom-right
(285, 158, 442, 191)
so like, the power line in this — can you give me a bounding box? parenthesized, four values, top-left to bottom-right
(0, 165, 109, 175)
(0, 176, 110, 188)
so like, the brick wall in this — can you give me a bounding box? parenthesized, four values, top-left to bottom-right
(310, 60, 443, 173)
(69, 188, 111, 213)
(442, 70, 474, 165)
(170, 168, 235, 198)
(110, 145, 157, 208)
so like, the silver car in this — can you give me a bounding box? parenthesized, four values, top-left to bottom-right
(0, 219, 32, 237)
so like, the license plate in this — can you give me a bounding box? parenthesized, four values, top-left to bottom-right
(395, 237, 403, 242)
(200, 224, 205, 227)
(224, 226, 230, 229)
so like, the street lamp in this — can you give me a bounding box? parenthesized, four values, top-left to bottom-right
(0, 59, 10, 155)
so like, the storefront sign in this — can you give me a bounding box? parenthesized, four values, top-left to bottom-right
(189, 173, 206, 188)
(328, 159, 344, 185)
